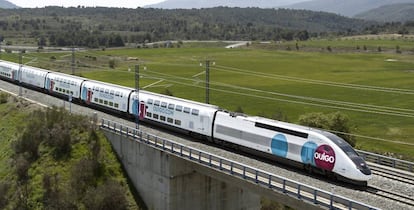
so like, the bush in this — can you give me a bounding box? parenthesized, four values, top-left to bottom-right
(15, 155, 31, 182)
(83, 180, 128, 210)
(298, 112, 356, 146)
(0, 93, 8, 104)
(108, 59, 117, 69)
(70, 158, 100, 197)
(0, 182, 10, 209)
(162, 88, 173, 96)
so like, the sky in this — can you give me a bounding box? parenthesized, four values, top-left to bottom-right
(7, 0, 166, 8)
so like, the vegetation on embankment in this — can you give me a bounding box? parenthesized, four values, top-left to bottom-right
(0, 92, 143, 210)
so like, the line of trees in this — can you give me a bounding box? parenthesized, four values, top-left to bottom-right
(0, 6, 377, 48)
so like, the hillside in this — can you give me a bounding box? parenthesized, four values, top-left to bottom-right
(355, 3, 414, 22)
(0, 7, 372, 48)
(146, 0, 306, 9)
(0, 92, 142, 209)
(286, 0, 414, 17)
(0, 0, 18, 8)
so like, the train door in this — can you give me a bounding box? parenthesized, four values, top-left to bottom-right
(11, 70, 17, 81)
(139, 101, 146, 120)
(82, 86, 93, 104)
(132, 99, 146, 119)
(199, 115, 210, 134)
(46, 78, 55, 92)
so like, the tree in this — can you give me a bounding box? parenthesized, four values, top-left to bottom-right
(38, 36, 47, 47)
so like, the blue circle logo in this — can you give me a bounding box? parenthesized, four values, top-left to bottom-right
(301, 141, 317, 165)
(271, 134, 288, 158)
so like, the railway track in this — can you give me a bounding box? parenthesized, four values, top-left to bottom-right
(367, 162, 414, 209)
(370, 164, 414, 185)
(365, 186, 414, 207)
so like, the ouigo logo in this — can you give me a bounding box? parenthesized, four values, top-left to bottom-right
(314, 144, 336, 171)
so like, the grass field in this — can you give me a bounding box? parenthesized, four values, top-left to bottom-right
(3, 40, 414, 161)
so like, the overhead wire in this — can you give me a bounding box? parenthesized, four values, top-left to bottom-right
(214, 65, 414, 95)
(142, 69, 414, 118)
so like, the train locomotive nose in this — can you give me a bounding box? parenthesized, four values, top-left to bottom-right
(358, 162, 371, 175)
(350, 156, 371, 175)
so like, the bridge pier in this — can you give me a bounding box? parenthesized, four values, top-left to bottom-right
(103, 129, 261, 210)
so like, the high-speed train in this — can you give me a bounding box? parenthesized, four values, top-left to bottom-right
(0, 59, 372, 185)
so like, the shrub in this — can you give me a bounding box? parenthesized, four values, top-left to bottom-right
(15, 155, 31, 182)
(0, 93, 8, 104)
(299, 112, 356, 146)
(83, 180, 128, 210)
(0, 182, 10, 208)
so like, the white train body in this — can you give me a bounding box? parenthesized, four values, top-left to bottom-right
(0, 59, 372, 184)
(131, 90, 218, 137)
(213, 111, 371, 182)
(46, 72, 84, 99)
(0, 60, 19, 81)
(80, 80, 133, 112)
(20, 66, 49, 88)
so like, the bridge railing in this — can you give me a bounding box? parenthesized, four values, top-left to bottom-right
(357, 150, 413, 172)
(100, 118, 378, 210)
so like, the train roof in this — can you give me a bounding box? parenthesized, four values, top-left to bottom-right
(21, 65, 51, 73)
(83, 79, 135, 91)
(138, 89, 220, 110)
(47, 71, 85, 80)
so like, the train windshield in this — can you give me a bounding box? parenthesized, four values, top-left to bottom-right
(325, 133, 359, 157)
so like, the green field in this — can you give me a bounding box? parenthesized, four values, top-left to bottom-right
(4, 40, 414, 161)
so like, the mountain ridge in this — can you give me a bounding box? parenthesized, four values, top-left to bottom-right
(355, 3, 414, 22)
(285, 0, 414, 17)
(0, 0, 19, 8)
(146, 0, 414, 18)
(146, 0, 307, 9)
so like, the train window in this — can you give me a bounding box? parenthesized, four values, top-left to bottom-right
(168, 104, 175, 110)
(153, 114, 159, 119)
(161, 102, 167, 108)
(110, 90, 114, 95)
(115, 91, 120, 97)
(100, 88, 104, 93)
(147, 99, 153, 104)
(109, 102, 113, 106)
(114, 103, 119, 108)
(146, 112, 152, 118)
(174, 120, 181, 126)
(175, 105, 183, 112)
(70, 91, 74, 95)
(55, 87, 58, 91)
(191, 109, 199, 116)
(167, 118, 173, 123)
(183, 107, 191, 114)
(154, 100, 160, 106)
(160, 116, 166, 121)
(105, 89, 109, 94)
(99, 99, 103, 104)
(104, 100, 108, 105)
(94, 98, 98, 102)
